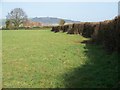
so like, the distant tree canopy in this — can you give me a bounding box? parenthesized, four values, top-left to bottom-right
(59, 19, 65, 26)
(6, 8, 27, 29)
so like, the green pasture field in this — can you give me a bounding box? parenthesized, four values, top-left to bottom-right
(2, 30, 119, 88)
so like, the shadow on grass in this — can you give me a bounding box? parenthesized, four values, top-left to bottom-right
(63, 41, 119, 88)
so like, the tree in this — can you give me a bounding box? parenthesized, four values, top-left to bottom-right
(5, 20, 14, 30)
(6, 8, 27, 29)
(59, 19, 65, 26)
(5, 20, 10, 29)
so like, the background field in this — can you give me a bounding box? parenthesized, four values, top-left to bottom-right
(2, 30, 119, 88)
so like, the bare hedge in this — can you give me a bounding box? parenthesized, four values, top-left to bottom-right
(51, 16, 120, 53)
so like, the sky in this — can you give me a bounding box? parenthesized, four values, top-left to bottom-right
(1, 2, 118, 22)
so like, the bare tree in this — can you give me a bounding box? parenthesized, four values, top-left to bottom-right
(59, 19, 65, 26)
(6, 8, 27, 29)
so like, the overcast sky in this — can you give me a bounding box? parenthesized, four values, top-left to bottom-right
(1, 2, 118, 22)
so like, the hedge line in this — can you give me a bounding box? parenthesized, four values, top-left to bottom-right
(51, 16, 120, 53)
(2, 26, 52, 30)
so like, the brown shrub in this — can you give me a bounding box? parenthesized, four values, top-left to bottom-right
(77, 22, 85, 35)
(62, 25, 69, 32)
(67, 23, 85, 34)
(51, 26, 60, 32)
(91, 22, 101, 42)
(82, 22, 96, 38)
(51, 16, 120, 53)
(51, 26, 55, 31)
(73, 23, 82, 34)
(91, 16, 120, 52)
(67, 24, 74, 34)
(102, 20, 116, 52)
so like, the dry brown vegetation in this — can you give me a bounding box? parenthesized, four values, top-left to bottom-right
(51, 16, 120, 53)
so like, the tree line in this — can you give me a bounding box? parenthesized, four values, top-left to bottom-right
(4, 8, 65, 30)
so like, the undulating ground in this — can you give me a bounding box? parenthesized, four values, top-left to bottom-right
(2, 30, 119, 88)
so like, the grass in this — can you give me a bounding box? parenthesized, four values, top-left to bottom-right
(2, 29, 119, 88)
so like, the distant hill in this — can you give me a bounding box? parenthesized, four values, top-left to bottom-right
(0, 17, 80, 26)
(31, 17, 80, 25)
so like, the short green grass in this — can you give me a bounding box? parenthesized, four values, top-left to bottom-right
(2, 30, 119, 88)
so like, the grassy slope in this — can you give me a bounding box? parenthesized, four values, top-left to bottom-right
(2, 30, 119, 88)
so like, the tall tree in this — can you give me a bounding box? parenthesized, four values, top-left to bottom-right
(6, 8, 27, 29)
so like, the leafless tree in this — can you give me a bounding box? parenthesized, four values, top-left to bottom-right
(59, 19, 65, 26)
(6, 8, 27, 29)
